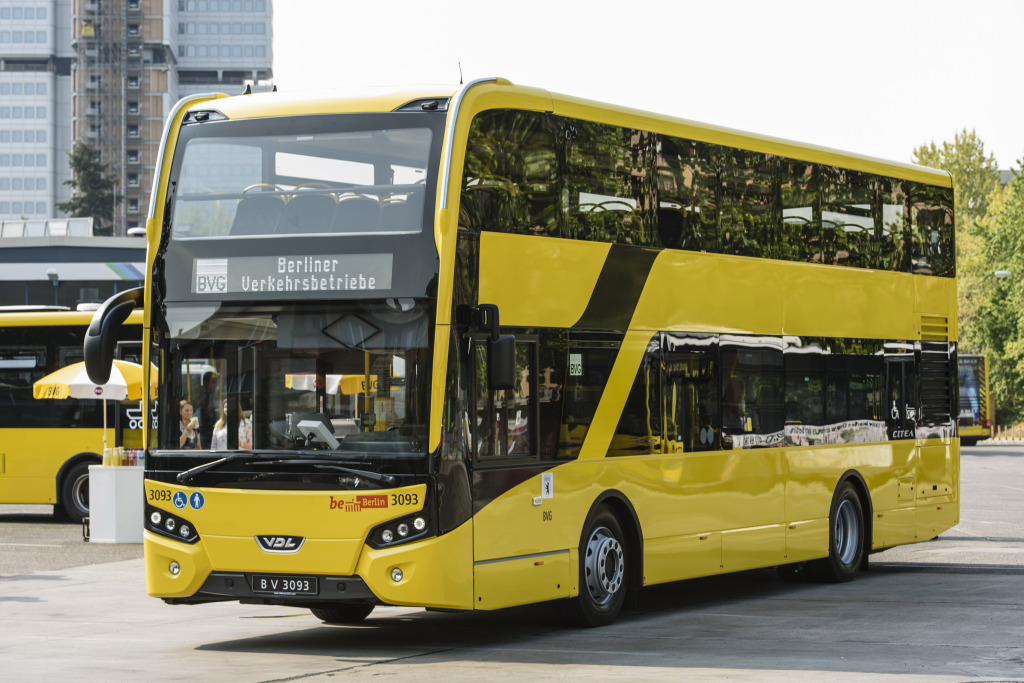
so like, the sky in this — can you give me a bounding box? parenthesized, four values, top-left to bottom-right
(272, 0, 1024, 170)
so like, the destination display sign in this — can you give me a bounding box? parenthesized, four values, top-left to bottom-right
(191, 254, 393, 297)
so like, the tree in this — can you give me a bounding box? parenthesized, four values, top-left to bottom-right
(913, 130, 1001, 356)
(56, 141, 121, 236)
(913, 129, 1000, 223)
(974, 167, 1024, 423)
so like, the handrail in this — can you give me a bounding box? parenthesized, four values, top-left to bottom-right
(439, 77, 497, 210)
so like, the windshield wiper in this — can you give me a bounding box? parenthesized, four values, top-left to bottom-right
(176, 452, 396, 485)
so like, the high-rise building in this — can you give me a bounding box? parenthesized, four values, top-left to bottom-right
(0, 0, 273, 234)
(0, 1, 74, 223)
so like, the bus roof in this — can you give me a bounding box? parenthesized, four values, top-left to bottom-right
(195, 79, 951, 188)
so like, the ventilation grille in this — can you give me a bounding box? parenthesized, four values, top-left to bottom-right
(918, 314, 950, 341)
(919, 341, 956, 425)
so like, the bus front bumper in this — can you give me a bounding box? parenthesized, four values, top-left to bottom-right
(144, 522, 474, 609)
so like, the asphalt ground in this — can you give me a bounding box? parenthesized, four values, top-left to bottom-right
(1, 445, 1022, 681)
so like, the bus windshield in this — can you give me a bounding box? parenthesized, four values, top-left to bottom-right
(155, 299, 433, 478)
(169, 116, 435, 240)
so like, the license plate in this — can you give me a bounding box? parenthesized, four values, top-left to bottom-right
(249, 574, 319, 596)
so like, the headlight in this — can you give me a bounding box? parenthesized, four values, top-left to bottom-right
(146, 505, 200, 544)
(368, 512, 433, 549)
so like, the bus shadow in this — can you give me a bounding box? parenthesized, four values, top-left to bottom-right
(193, 568, 1020, 678)
(197, 569, 808, 656)
(0, 511, 75, 525)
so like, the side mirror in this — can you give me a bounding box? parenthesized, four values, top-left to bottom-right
(478, 303, 515, 391)
(84, 288, 143, 384)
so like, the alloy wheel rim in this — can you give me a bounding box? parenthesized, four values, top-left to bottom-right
(584, 526, 624, 606)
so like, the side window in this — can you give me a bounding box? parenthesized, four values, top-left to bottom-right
(718, 149, 778, 258)
(662, 333, 719, 452)
(783, 338, 825, 446)
(0, 344, 46, 429)
(884, 343, 917, 439)
(780, 160, 819, 263)
(474, 338, 537, 459)
(820, 168, 876, 269)
(561, 341, 619, 459)
(655, 136, 719, 252)
(824, 339, 885, 444)
(610, 339, 661, 456)
(909, 182, 955, 277)
(720, 336, 783, 449)
(878, 178, 911, 273)
(536, 329, 567, 460)
(460, 110, 560, 237)
(562, 119, 655, 245)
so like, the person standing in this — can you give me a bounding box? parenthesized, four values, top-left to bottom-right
(179, 400, 201, 449)
(197, 371, 218, 449)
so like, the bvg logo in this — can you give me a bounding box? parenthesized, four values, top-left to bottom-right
(194, 258, 228, 294)
(255, 535, 305, 553)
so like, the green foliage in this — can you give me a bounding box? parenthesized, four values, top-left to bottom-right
(55, 141, 121, 236)
(913, 129, 1000, 223)
(974, 170, 1024, 423)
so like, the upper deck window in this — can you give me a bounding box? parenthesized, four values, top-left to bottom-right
(170, 117, 435, 240)
(461, 109, 954, 278)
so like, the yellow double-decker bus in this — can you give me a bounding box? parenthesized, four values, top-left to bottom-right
(85, 79, 958, 627)
(958, 354, 992, 446)
(0, 307, 142, 521)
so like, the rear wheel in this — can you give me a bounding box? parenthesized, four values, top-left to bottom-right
(558, 506, 627, 627)
(809, 481, 865, 582)
(310, 603, 375, 624)
(60, 462, 91, 523)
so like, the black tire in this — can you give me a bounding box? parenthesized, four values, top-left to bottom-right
(808, 481, 865, 583)
(558, 506, 627, 628)
(310, 603, 375, 624)
(60, 461, 92, 523)
(960, 437, 979, 447)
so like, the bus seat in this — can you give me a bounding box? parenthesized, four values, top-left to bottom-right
(380, 191, 424, 232)
(278, 193, 337, 234)
(230, 194, 285, 235)
(332, 197, 381, 232)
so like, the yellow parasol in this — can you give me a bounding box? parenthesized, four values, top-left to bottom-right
(34, 360, 157, 451)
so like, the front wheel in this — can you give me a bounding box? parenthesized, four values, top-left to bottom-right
(310, 603, 374, 624)
(557, 506, 627, 627)
(809, 481, 865, 582)
(60, 461, 92, 523)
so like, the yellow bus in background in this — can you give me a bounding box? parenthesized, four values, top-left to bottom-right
(86, 79, 958, 627)
(0, 308, 143, 521)
(958, 354, 992, 446)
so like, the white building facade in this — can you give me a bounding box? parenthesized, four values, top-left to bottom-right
(0, 0, 272, 232)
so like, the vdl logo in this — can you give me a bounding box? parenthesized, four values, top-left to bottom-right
(194, 258, 228, 293)
(255, 535, 305, 553)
